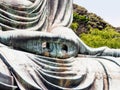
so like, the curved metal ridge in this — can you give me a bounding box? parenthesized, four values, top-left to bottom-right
(0, 0, 47, 30)
(0, 0, 41, 11)
(0, 82, 17, 90)
(0, 30, 79, 58)
(0, 6, 46, 29)
(56, 0, 73, 27)
(50, 0, 73, 28)
(0, 47, 86, 90)
(0, 60, 17, 89)
(30, 57, 72, 67)
(0, 49, 42, 89)
(34, 55, 75, 63)
(0, 0, 72, 31)
(27, 54, 92, 89)
(0, 2, 44, 19)
(0, 43, 120, 90)
(0, 0, 120, 90)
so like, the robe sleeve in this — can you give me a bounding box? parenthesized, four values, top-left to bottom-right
(48, 0, 73, 31)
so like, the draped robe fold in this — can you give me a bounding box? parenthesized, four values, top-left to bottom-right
(0, 0, 120, 90)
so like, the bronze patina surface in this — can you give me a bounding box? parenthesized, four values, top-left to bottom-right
(0, 0, 120, 90)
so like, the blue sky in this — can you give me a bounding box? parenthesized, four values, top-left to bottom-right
(73, 0, 120, 27)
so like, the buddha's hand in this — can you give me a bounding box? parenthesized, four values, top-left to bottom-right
(0, 28, 79, 58)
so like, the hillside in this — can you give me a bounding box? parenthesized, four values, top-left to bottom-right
(71, 4, 120, 49)
(116, 27, 120, 32)
(71, 4, 115, 36)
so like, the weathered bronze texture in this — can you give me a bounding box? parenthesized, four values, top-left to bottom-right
(0, 0, 120, 90)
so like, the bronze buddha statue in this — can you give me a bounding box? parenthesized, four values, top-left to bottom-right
(0, 0, 120, 90)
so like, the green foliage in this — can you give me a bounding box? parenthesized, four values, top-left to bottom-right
(72, 4, 120, 49)
(73, 12, 89, 23)
(80, 27, 120, 48)
(72, 4, 114, 34)
(70, 22, 79, 32)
